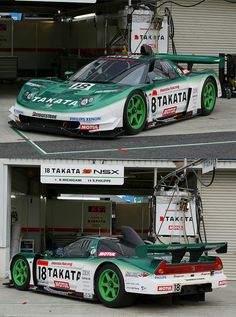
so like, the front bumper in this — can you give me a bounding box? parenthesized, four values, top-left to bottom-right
(9, 119, 124, 138)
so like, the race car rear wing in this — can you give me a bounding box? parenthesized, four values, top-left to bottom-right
(136, 242, 227, 263)
(156, 53, 225, 70)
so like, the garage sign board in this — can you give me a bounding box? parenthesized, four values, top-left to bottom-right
(40, 164, 124, 185)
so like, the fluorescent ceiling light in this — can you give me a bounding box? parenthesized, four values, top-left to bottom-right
(73, 13, 96, 20)
(15, 1, 96, 3)
(58, 194, 100, 201)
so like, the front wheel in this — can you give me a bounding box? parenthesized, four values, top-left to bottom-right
(201, 78, 217, 115)
(95, 264, 135, 308)
(10, 255, 31, 290)
(123, 91, 147, 135)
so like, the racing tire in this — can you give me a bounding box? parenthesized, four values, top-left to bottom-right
(10, 255, 31, 291)
(123, 91, 147, 135)
(201, 78, 217, 116)
(95, 264, 135, 308)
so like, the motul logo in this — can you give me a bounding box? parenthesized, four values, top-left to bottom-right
(157, 285, 173, 292)
(218, 280, 227, 286)
(80, 124, 99, 130)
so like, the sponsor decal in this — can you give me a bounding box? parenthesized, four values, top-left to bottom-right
(157, 285, 173, 292)
(160, 85, 180, 93)
(82, 270, 90, 276)
(38, 266, 81, 281)
(218, 280, 227, 286)
(134, 34, 157, 41)
(38, 260, 48, 266)
(125, 272, 149, 278)
(14, 109, 24, 115)
(69, 82, 95, 90)
(95, 89, 123, 93)
(32, 112, 57, 119)
(160, 215, 193, 222)
(90, 248, 96, 255)
(69, 117, 101, 122)
(26, 82, 45, 89)
(154, 275, 167, 279)
(50, 261, 73, 267)
(54, 281, 70, 290)
(98, 252, 117, 257)
(83, 293, 93, 299)
(162, 106, 177, 117)
(169, 225, 183, 231)
(151, 90, 187, 114)
(80, 124, 99, 131)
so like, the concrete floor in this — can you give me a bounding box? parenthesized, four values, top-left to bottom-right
(0, 279, 235, 317)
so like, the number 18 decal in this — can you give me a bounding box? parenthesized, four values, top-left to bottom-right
(70, 82, 95, 90)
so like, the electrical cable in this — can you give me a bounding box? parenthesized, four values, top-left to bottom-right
(140, 0, 207, 9)
(164, 7, 176, 54)
(192, 166, 216, 187)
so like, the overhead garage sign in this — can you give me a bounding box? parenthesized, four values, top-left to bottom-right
(40, 164, 124, 185)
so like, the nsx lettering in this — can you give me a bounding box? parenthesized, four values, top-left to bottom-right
(38, 266, 81, 281)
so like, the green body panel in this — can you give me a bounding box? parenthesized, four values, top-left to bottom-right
(156, 53, 224, 68)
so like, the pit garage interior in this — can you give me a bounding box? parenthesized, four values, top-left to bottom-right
(0, 158, 236, 280)
(0, 0, 236, 85)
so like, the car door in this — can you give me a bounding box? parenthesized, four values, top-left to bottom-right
(146, 59, 191, 122)
(36, 238, 92, 291)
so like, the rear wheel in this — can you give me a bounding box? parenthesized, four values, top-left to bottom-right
(201, 78, 217, 115)
(95, 264, 135, 308)
(11, 255, 30, 290)
(123, 91, 147, 135)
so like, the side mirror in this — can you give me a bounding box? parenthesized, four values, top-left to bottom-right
(64, 71, 74, 79)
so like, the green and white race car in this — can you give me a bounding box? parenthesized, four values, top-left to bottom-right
(9, 46, 222, 137)
(9, 227, 227, 308)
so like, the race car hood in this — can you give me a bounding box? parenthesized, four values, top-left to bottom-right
(17, 78, 134, 113)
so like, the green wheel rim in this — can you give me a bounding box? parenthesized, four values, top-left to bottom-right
(127, 94, 146, 129)
(203, 82, 216, 110)
(12, 259, 29, 287)
(98, 269, 120, 302)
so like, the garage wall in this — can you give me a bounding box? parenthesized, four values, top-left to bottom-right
(168, 0, 236, 71)
(115, 203, 149, 238)
(199, 170, 236, 280)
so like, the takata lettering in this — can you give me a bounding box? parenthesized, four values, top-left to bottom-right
(32, 112, 57, 119)
(134, 34, 157, 40)
(161, 216, 193, 222)
(38, 266, 81, 281)
(151, 91, 187, 113)
(43, 168, 119, 175)
(32, 96, 79, 107)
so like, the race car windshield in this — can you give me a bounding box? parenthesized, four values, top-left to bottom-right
(70, 58, 144, 84)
